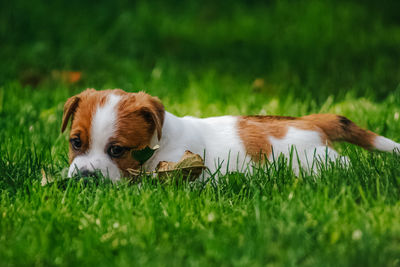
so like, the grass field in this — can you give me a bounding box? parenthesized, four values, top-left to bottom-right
(1, 0, 400, 266)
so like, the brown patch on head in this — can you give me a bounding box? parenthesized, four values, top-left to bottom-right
(61, 96, 80, 133)
(62, 88, 165, 175)
(112, 92, 165, 173)
(61, 88, 126, 163)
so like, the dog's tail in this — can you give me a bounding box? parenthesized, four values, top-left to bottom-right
(301, 114, 400, 153)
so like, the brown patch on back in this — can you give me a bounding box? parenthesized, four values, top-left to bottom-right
(238, 113, 377, 162)
(301, 114, 377, 149)
(239, 116, 311, 161)
(242, 115, 297, 121)
(238, 115, 332, 161)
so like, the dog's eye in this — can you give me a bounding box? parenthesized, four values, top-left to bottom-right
(108, 145, 125, 158)
(70, 137, 82, 150)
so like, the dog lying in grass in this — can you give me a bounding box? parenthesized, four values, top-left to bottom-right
(62, 88, 400, 181)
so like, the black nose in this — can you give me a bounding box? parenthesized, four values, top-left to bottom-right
(79, 169, 98, 178)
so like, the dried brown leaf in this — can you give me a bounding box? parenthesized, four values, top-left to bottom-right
(156, 150, 206, 181)
(127, 150, 207, 181)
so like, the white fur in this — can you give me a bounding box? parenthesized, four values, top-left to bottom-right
(374, 136, 400, 153)
(269, 127, 347, 174)
(144, 112, 252, 177)
(68, 94, 122, 181)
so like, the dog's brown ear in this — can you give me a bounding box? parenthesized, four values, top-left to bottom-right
(61, 96, 80, 133)
(138, 96, 165, 140)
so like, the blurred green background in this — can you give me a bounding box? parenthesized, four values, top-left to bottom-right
(1, 0, 400, 102)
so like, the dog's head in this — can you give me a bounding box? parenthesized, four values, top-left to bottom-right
(61, 89, 164, 181)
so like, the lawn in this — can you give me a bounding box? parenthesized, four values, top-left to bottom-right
(1, 0, 400, 266)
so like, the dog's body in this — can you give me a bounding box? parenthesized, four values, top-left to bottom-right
(144, 113, 344, 175)
(62, 89, 400, 181)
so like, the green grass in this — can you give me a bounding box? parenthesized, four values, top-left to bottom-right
(1, 0, 400, 266)
(1, 84, 400, 267)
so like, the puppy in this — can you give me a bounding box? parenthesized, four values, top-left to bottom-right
(62, 88, 400, 181)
